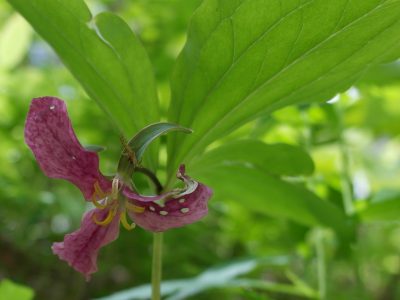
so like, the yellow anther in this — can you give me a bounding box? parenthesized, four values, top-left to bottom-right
(94, 181, 107, 199)
(91, 196, 107, 209)
(92, 208, 117, 226)
(125, 201, 145, 213)
(120, 211, 136, 231)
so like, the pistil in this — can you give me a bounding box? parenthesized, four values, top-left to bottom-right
(91, 179, 145, 230)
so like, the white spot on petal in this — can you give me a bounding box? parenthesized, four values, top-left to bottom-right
(159, 211, 168, 216)
(49, 105, 55, 110)
(180, 208, 189, 214)
(72, 156, 76, 160)
(149, 206, 155, 212)
(178, 198, 186, 203)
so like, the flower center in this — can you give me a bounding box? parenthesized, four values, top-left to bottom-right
(91, 179, 144, 230)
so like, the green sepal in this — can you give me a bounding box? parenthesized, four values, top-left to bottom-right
(117, 122, 192, 186)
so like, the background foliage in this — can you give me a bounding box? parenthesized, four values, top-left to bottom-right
(0, 0, 400, 299)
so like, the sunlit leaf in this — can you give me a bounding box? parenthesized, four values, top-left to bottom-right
(167, 0, 400, 178)
(0, 13, 32, 70)
(0, 279, 34, 300)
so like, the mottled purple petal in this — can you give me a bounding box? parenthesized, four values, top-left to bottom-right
(123, 188, 177, 203)
(127, 166, 213, 232)
(25, 97, 110, 199)
(122, 165, 199, 202)
(52, 208, 120, 280)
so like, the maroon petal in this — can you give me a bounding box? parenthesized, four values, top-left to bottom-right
(52, 208, 120, 280)
(25, 97, 111, 199)
(127, 166, 213, 232)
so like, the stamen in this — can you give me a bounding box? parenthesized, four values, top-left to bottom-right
(92, 208, 117, 226)
(94, 181, 107, 199)
(125, 201, 145, 213)
(91, 196, 107, 209)
(120, 211, 136, 231)
(91, 181, 110, 209)
(111, 178, 120, 200)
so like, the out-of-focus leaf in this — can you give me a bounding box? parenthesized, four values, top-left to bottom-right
(224, 279, 317, 299)
(0, 279, 34, 300)
(0, 13, 32, 69)
(360, 193, 400, 222)
(84, 145, 106, 152)
(189, 140, 314, 176)
(191, 164, 347, 235)
(7, 1, 159, 167)
(96, 256, 290, 300)
(167, 0, 400, 179)
(166, 257, 289, 300)
(357, 61, 400, 86)
(95, 280, 186, 300)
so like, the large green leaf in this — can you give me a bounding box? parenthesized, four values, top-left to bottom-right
(167, 0, 400, 179)
(189, 140, 314, 176)
(7, 0, 159, 166)
(191, 164, 348, 235)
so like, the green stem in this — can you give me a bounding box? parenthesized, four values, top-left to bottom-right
(151, 232, 163, 300)
(335, 103, 354, 215)
(301, 109, 327, 299)
(335, 100, 367, 296)
(136, 167, 163, 194)
(316, 229, 327, 300)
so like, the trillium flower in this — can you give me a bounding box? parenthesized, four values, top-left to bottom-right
(25, 97, 212, 280)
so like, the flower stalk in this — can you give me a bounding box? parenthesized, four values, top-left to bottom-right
(151, 232, 163, 300)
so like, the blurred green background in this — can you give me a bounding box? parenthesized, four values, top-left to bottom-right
(1, 1, 400, 299)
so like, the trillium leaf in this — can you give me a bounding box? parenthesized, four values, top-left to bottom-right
(117, 122, 192, 182)
(189, 140, 314, 176)
(191, 164, 348, 235)
(167, 0, 400, 178)
(7, 0, 160, 167)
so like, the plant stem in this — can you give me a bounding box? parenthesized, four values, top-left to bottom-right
(301, 109, 327, 299)
(335, 103, 354, 215)
(151, 232, 163, 300)
(136, 167, 163, 194)
(316, 229, 327, 300)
